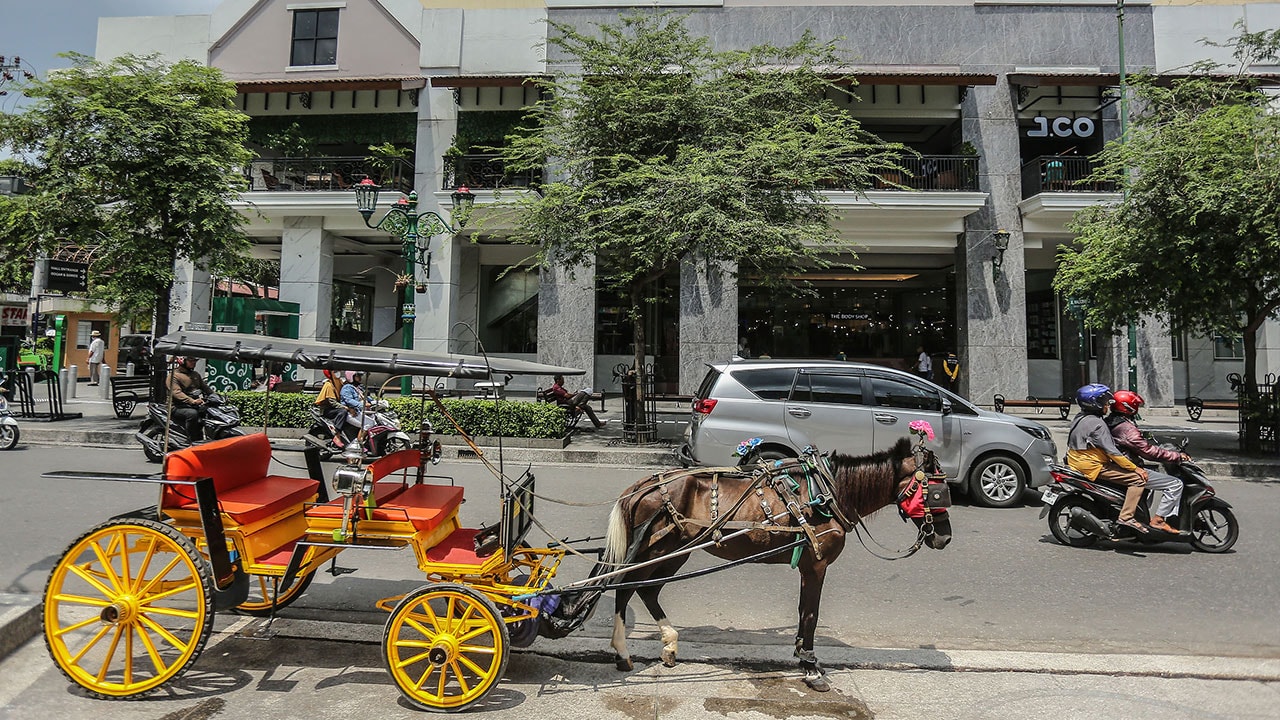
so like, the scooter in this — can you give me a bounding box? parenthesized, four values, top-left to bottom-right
(304, 397, 412, 460)
(136, 391, 245, 462)
(1040, 438, 1239, 553)
(0, 376, 19, 450)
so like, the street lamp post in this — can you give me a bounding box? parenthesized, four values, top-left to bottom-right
(354, 179, 474, 395)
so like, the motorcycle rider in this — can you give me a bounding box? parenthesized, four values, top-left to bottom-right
(1066, 384, 1150, 534)
(314, 369, 350, 446)
(1106, 390, 1187, 534)
(340, 370, 376, 432)
(167, 356, 212, 442)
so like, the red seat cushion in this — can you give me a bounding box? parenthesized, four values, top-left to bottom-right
(425, 527, 486, 565)
(304, 481, 409, 521)
(162, 434, 318, 524)
(305, 483, 462, 534)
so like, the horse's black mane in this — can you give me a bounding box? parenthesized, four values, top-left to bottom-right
(826, 437, 914, 517)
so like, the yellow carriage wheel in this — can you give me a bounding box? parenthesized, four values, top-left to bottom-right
(235, 571, 315, 617)
(42, 519, 213, 699)
(382, 583, 509, 713)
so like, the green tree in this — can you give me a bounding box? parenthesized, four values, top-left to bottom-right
(493, 12, 903, 429)
(0, 52, 253, 333)
(1054, 28, 1280, 388)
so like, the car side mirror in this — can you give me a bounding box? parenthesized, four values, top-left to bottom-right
(941, 398, 952, 415)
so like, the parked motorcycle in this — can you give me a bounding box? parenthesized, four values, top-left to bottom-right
(136, 391, 245, 462)
(305, 396, 412, 460)
(0, 376, 19, 450)
(1040, 438, 1238, 553)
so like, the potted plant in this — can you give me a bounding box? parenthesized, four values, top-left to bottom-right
(366, 142, 413, 189)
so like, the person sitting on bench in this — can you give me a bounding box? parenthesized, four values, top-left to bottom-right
(548, 374, 607, 429)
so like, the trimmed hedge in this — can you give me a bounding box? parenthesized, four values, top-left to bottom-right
(224, 391, 568, 439)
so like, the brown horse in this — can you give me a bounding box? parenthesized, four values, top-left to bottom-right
(601, 437, 953, 690)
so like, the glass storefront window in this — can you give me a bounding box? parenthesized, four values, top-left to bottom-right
(738, 273, 954, 368)
(596, 271, 680, 393)
(1025, 270, 1058, 359)
(479, 265, 538, 353)
(331, 281, 374, 345)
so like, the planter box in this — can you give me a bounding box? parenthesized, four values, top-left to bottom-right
(438, 435, 570, 449)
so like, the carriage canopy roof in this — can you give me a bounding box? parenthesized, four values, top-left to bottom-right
(154, 331, 585, 380)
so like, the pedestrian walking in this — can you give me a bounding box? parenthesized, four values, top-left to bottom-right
(87, 330, 105, 385)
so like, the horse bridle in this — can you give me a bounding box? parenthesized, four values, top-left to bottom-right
(850, 451, 951, 560)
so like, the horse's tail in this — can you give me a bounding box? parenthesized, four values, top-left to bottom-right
(603, 500, 629, 567)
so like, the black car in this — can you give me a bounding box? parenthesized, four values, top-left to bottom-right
(116, 334, 153, 373)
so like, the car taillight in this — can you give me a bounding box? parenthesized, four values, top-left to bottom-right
(693, 398, 717, 415)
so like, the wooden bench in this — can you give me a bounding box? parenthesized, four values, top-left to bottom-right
(110, 375, 153, 419)
(651, 393, 694, 407)
(993, 394, 1072, 420)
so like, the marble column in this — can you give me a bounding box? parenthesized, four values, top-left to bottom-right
(680, 257, 737, 394)
(1137, 316, 1175, 407)
(959, 77, 1028, 405)
(412, 86, 461, 355)
(279, 217, 334, 343)
(538, 254, 596, 381)
(169, 259, 211, 333)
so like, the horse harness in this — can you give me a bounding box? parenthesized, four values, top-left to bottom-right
(644, 445, 950, 563)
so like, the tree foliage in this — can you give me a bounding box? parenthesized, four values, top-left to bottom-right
(0, 53, 253, 330)
(490, 12, 903, 411)
(1054, 28, 1280, 385)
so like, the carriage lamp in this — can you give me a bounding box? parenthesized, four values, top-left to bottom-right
(353, 180, 475, 394)
(987, 230, 1011, 277)
(332, 464, 373, 496)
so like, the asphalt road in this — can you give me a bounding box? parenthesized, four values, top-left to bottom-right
(3, 444, 1279, 659)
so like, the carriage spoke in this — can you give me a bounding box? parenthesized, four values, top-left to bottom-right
(138, 580, 198, 605)
(134, 555, 183, 598)
(456, 624, 494, 645)
(448, 660, 470, 694)
(393, 649, 432, 670)
(67, 562, 117, 599)
(115, 531, 131, 593)
(404, 614, 438, 640)
(123, 625, 134, 687)
(96, 625, 124, 682)
(138, 615, 189, 654)
(457, 644, 497, 656)
(131, 537, 160, 594)
(414, 664, 436, 692)
(444, 597, 457, 633)
(52, 592, 112, 609)
(135, 624, 166, 675)
(456, 652, 488, 675)
(136, 604, 199, 620)
(88, 539, 124, 595)
(53, 615, 103, 637)
(69, 624, 113, 665)
(436, 664, 447, 698)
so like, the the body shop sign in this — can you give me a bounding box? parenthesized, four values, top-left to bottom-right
(0, 305, 28, 327)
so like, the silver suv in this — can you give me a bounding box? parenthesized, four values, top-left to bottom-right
(683, 359, 1057, 508)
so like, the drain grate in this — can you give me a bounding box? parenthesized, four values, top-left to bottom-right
(457, 448, 478, 458)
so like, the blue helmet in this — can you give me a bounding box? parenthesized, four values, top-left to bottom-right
(1075, 383, 1113, 413)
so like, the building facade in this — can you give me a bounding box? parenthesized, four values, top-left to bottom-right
(95, 0, 1280, 402)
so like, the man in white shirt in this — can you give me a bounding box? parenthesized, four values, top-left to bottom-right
(87, 330, 106, 385)
(916, 346, 932, 381)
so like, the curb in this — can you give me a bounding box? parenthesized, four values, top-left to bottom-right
(0, 593, 41, 661)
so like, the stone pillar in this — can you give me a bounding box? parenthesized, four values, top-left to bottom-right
(412, 85, 461, 355)
(169, 259, 211, 333)
(959, 77, 1028, 405)
(1136, 316, 1175, 407)
(538, 254, 595, 382)
(279, 217, 334, 343)
(680, 257, 736, 394)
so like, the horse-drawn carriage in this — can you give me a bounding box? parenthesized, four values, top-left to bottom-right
(39, 331, 953, 712)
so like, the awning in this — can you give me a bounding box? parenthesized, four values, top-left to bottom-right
(234, 76, 428, 94)
(154, 331, 585, 380)
(430, 75, 547, 88)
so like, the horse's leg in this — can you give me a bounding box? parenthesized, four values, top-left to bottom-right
(638, 585, 679, 667)
(795, 564, 830, 691)
(611, 587, 635, 671)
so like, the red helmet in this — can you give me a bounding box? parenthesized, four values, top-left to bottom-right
(1111, 390, 1145, 416)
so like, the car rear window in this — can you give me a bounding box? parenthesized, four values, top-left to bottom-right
(695, 367, 721, 400)
(732, 368, 797, 400)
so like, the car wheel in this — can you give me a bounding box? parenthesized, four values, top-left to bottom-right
(968, 455, 1027, 508)
(742, 448, 791, 467)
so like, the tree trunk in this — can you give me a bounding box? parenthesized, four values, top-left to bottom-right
(630, 284, 648, 442)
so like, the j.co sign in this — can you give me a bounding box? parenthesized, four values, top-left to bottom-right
(1026, 116, 1095, 139)
(0, 305, 28, 327)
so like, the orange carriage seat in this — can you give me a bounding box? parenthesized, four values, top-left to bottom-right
(162, 433, 320, 525)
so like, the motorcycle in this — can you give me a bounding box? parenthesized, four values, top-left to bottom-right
(1040, 438, 1239, 553)
(136, 391, 245, 462)
(0, 376, 19, 450)
(305, 396, 412, 460)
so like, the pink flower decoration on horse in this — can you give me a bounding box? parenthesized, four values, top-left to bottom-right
(908, 420, 935, 442)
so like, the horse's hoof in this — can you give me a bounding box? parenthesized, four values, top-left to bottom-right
(660, 650, 678, 668)
(615, 657, 633, 671)
(804, 673, 831, 692)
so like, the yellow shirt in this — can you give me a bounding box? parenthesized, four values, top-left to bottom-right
(315, 380, 339, 406)
(1065, 447, 1140, 481)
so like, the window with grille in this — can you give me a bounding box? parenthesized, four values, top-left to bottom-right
(291, 9, 339, 67)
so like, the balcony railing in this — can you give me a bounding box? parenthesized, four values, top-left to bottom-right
(820, 155, 980, 192)
(246, 156, 414, 194)
(442, 153, 541, 191)
(1021, 156, 1116, 197)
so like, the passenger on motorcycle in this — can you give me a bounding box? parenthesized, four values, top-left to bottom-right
(340, 371, 376, 431)
(167, 356, 212, 442)
(1106, 390, 1187, 534)
(1066, 384, 1150, 533)
(314, 369, 350, 445)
